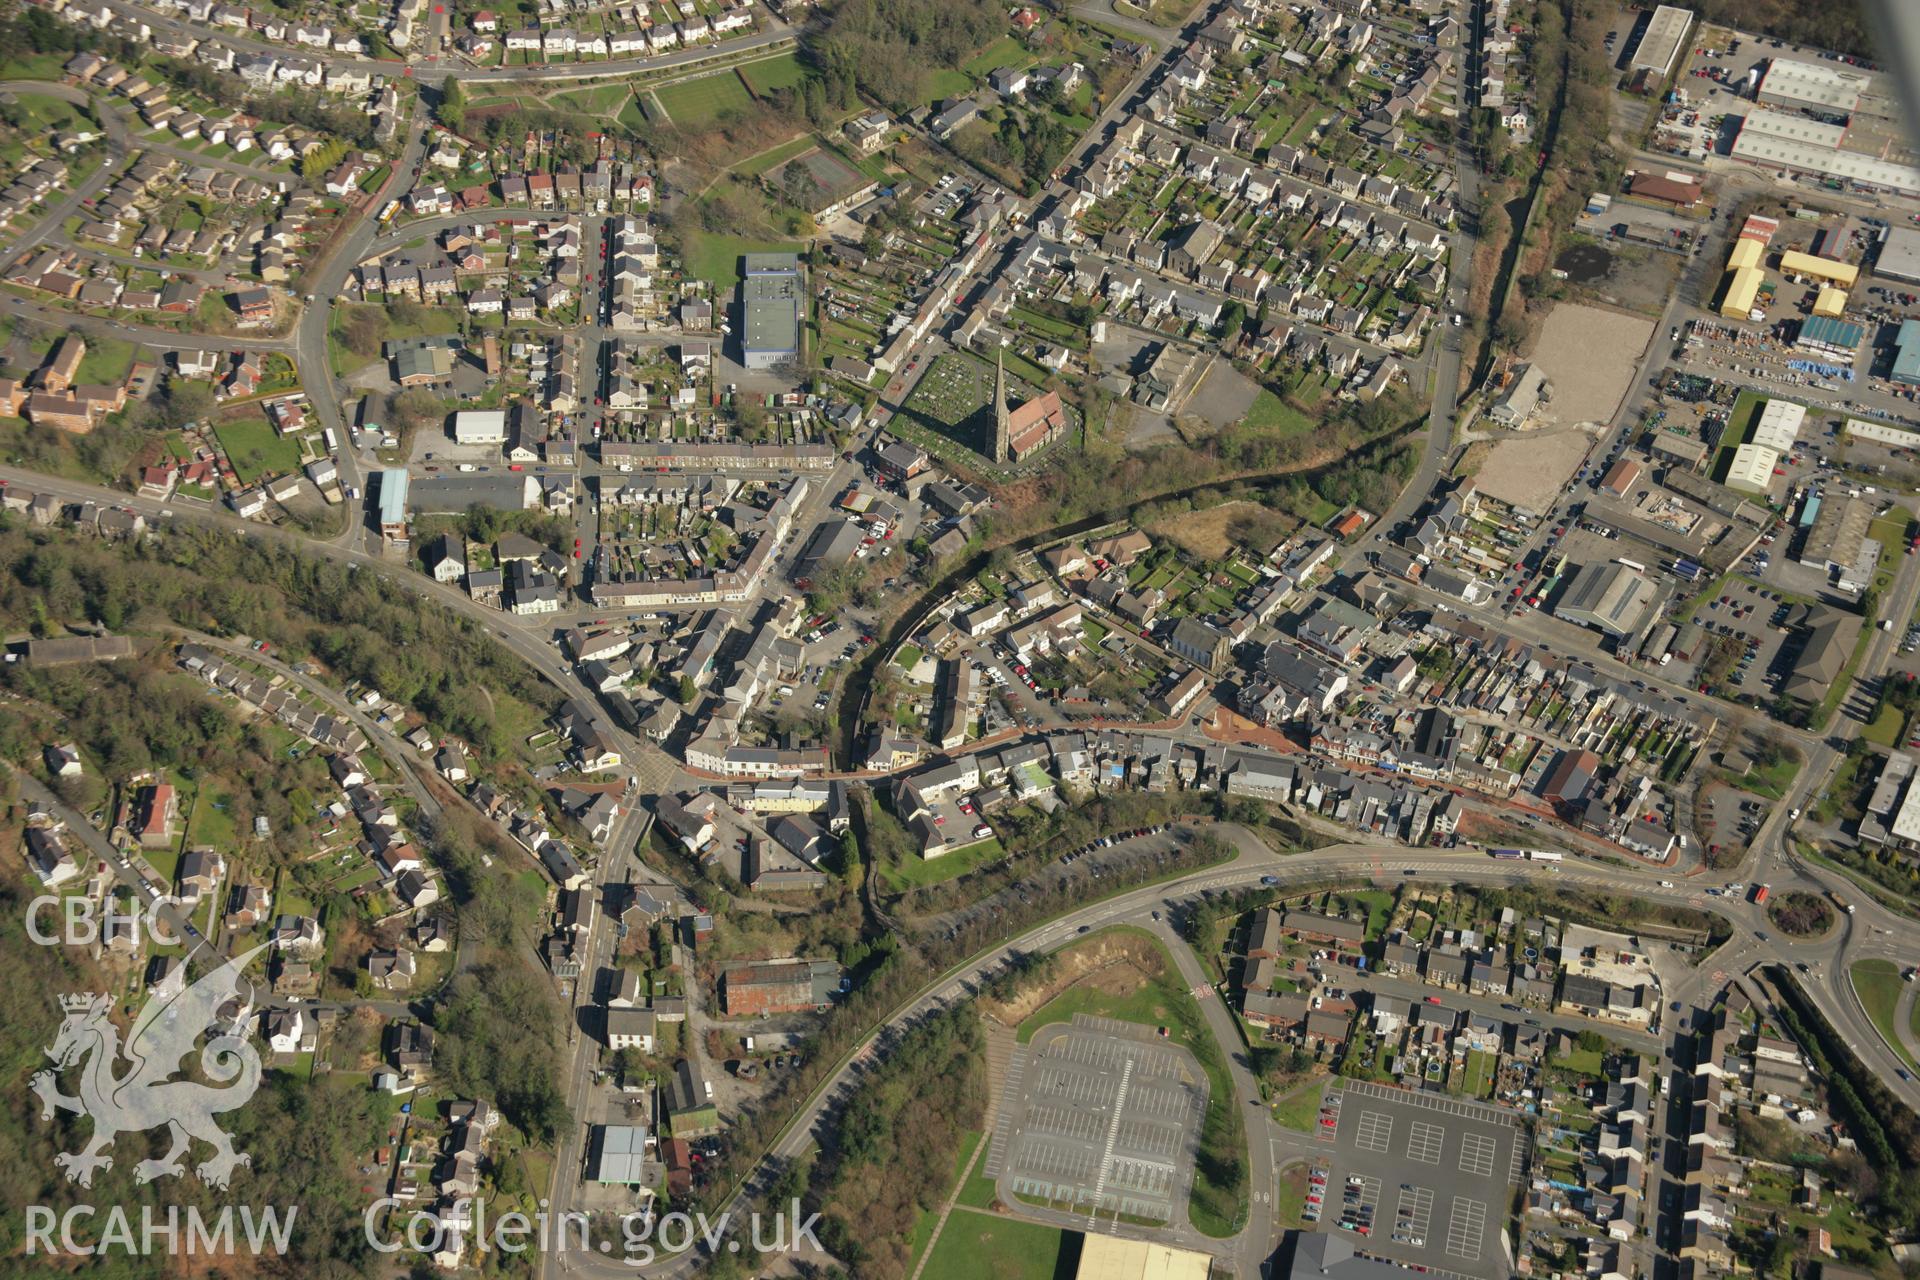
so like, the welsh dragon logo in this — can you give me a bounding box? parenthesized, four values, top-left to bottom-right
(32, 942, 271, 1190)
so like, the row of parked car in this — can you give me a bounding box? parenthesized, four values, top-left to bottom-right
(1060, 824, 1172, 864)
(1303, 1164, 1330, 1224)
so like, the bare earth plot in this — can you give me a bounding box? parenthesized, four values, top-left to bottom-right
(1468, 430, 1591, 514)
(1185, 360, 1258, 430)
(1528, 303, 1656, 428)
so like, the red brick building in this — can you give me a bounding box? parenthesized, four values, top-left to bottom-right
(720, 958, 844, 1016)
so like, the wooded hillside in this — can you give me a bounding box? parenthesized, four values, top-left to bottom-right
(1689, 0, 1871, 59)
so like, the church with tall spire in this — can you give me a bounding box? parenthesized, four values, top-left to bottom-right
(983, 340, 1068, 465)
(992, 342, 1011, 464)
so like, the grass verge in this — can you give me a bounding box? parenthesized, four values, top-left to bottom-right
(1272, 1078, 1326, 1132)
(1851, 958, 1919, 1071)
(919, 1209, 1068, 1280)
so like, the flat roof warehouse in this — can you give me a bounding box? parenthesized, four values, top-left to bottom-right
(1757, 57, 1869, 114)
(1894, 320, 1920, 385)
(1075, 1233, 1213, 1280)
(1726, 443, 1778, 494)
(1876, 227, 1920, 283)
(1728, 125, 1920, 196)
(1847, 417, 1920, 445)
(742, 253, 800, 369)
(1628, 4, 1692, 76)
(1728, 98, 1920, 195)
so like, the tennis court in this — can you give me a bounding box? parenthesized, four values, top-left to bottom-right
(767, 147, 870, 211)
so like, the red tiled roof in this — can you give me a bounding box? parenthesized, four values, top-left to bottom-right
(1006, 390, 1066, 455)
(139, 783, 175, 836)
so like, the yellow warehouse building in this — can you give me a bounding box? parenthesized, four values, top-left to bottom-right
(1719, 266, 1765, 318)
(1076, 1233, 1214, 1280)
(1777, 249, 1858, 287)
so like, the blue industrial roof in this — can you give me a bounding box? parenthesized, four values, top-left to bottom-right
(1894, 319, 1920, 385)
(1799, 314, 1863, 350)
(377, 469, 409, 526)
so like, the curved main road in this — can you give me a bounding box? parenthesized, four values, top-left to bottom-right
(540, 823, 1920, 1279)
(12, 8, 1920, 1266)
(9, 458, 1920, 1273)
(0, 463, 686, 793)
(291, 93, 436, 545)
